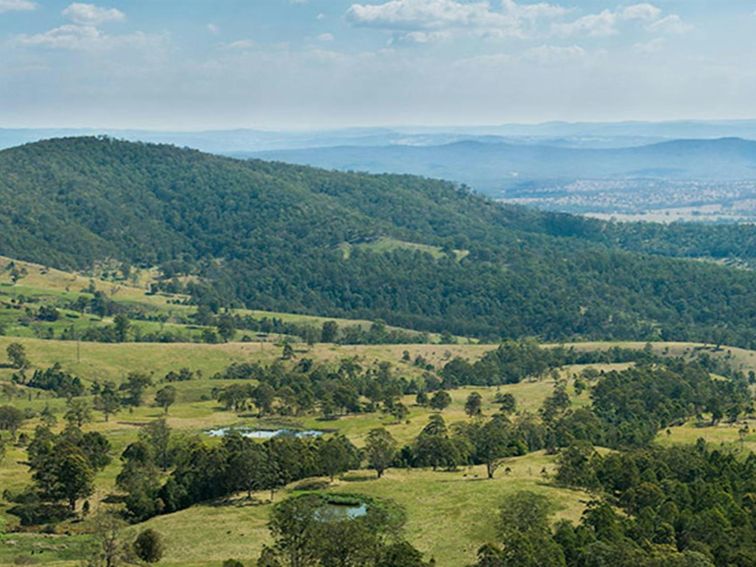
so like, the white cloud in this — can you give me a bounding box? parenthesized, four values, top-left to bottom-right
(16, 24, 103, 48)
(552, 9, 617, 37)
(317, 33, 334, 42)
(347, 1, 686, 43)
(524, 44, 586, 64)
(0, 0, 36, 13)
(622, 3, 662, 22)
(207, 23, 220, 34)
(62, 3, 125, 26)
(15, 23, 158, 50)
(395, 30, 452, 43)
(553, 3, 689, 38)
(12, 2, 161, 51)
(347, 0, 562, 36)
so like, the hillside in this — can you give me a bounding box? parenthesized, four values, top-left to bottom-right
(1, 137, 755, 346)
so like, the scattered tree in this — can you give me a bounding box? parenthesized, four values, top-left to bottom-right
(94, 382, 121, 422)
(7, 342, 30, 370)
(365, 428, 398, 478)
(133, 529, 164, 564)
(65, 398, 93, 428)
(465, 392, 483, 418)
(429, 390, 452, 411)
(155, 385, 177, 414)
(0, 405, 24, 439)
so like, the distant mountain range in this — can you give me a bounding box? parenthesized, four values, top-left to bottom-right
(7, 118, 756, 154)
(250, 138, 756, 195)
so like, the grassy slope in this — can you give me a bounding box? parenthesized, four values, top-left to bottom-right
(0, 255, 460, 343)
(135, 452, 588, 567)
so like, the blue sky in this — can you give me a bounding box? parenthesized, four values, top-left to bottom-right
(1, 1, 755, 129)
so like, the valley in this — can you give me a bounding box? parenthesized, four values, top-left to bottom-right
(0, 139, 753, 567)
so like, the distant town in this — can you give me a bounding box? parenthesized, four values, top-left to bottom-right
(500, 179, 756, 223)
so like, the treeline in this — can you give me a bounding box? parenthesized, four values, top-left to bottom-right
(1, 137, 755, 347)
(193, 307, 434, 345)
(513, 206, 756, 266)
(212, 357, 420, 420)
(440, 340, 661, 387)
(474, 442, 756, 567)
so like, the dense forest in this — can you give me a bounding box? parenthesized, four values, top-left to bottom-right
(1, 137, 754, 346)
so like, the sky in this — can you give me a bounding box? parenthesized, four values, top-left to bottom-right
(1, 1, 756, 130)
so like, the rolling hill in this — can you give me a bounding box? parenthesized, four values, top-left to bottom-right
(0, 137, 754, 345)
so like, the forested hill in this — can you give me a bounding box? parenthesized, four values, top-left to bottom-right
(0, 137, 754, 346)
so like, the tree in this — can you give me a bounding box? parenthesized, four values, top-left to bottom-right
(391, 402, 409, 423)
(415, 390, 429, 406)
(495, 393, 517, 414)
(365, 428, 398, 478)
(155, 385, 177, 414)
(465, 392, 483, 418)
(377, 541, 431, 567)
(252, 383, 275, 416)
(495, 492, 566, 567)
(540, 382, 570, 423)
(40, 404, 57, 427)
(133, 529, 164, 564)
(414, 415, 462, 471)
(318, 434, 359, 481)
(264, 494, 322, 567)
(429, 390, 452, 411)
(121, 372, 153, 407)
(94, 382, 121, 422)
(0, 404, 24, 439)
(555, 442, 598, 489)
(117, 442, 163, 521)
(281, 342, 294, 360)
(6, 342, 29, 370)
(79, 431, 112, 470)
(225, 434, 265, 497)
(113, 314, 130, 342)
(474, 416, 518, 479)
(53, 445, 95, 511)
(321, 320, 339, 343)
(65, 398, 93, 428)
(261, 493, 424, 567)
(217, 314, 236, 342)
(140, 418, 172, 470)
(89, 513, 127, 567)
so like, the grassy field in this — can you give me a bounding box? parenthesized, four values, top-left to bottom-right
(0, 452, 590, 567)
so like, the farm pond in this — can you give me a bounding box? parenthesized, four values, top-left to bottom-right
(206, 426, 325, 439)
